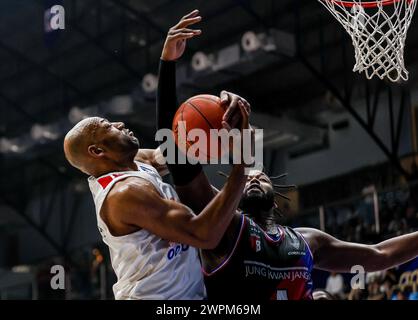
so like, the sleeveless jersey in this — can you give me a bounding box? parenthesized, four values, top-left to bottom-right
(88, 161, 206, 300)
(203, 215, 313, 300)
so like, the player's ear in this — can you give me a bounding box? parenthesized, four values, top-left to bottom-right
(88, 145, 104, 158)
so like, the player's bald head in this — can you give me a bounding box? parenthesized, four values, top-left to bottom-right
(64, 117, 102, 171)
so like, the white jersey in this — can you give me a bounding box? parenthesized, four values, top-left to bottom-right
(88, 161, 206, 300)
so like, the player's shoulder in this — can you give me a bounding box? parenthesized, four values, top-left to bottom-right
(107, 176, 157, 203)
(293, 227, 319, 238)
(283, 225, 308, 236)
(283, 225, 311, 244)
(293, 227, 329, 252)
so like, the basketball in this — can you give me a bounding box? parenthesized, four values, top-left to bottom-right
(172, 94, 228, 162)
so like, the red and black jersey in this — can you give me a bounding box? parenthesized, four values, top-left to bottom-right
(202, 215, 314, 300)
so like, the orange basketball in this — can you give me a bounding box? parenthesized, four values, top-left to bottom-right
(172, 94, 228, 162)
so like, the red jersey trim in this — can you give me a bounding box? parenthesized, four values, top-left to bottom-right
(97, 173, 126, 189)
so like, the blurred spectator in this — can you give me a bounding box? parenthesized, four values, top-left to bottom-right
(409, 284, 418, 300)
(353, 217, 366, 243)
(391, 287, 400, 300)
(382, 269, 397, 284)
(366, 270, 384, 284)
(388, 210, 407, 236)
(91, 248, 104, 296)
(408, 161, 418, 205)
(380, 279, 393, 300)
(389, 285, 413, 300)
(347, 288, 364, 300)
(402, 285, 413, 300)
(394, 289, 408, 300)
(405, 203, 418, 230)
(91, 248, 104, 277)
(325, 272, 344, 298)
(367, 280, 383, 300)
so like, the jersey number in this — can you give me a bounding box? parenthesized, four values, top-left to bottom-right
(255, 240, 261, 252)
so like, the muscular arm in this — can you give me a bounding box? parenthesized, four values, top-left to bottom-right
(106, 164, 246, 249)
(296, 227, 418, 273)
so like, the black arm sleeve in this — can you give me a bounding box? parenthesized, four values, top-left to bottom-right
(156, 59, 202, 186)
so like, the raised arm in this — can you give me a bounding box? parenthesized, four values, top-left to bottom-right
(157, 10, 252, 212)
(106, 164, 247, 249)
(296, 227, 418, 273)
(156, 10, 213, 212)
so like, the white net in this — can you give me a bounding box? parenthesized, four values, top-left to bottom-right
(318, 0, 417, 82)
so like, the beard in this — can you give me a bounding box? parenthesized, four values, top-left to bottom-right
(239, 189, 275, 217)
(105, 136, 139, 154)
(123, 134, 140, 150)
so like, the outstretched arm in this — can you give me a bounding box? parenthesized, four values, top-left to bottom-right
(156, 10, 213, 212)
(157, 10, 252, 212)
(296, 227, 418, 272)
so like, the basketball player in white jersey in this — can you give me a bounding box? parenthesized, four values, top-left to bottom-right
(63, 82, 251, 299)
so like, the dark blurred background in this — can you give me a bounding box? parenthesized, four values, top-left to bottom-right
(1, 0, 418, 299)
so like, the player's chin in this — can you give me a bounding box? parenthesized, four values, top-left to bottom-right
(243, 191, 265, 203)
(246, 188, 264, 197)
(128, 136, 140, 148)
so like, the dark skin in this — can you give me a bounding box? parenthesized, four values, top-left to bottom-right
(196, 169, 418, 273)
(64, 102, 250, 249)
(201, 171, 279, 271)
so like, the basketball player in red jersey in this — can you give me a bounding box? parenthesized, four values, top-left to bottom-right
(159, 9, 418, 301)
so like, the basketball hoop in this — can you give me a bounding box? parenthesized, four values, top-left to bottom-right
(318, 0, 417, 82)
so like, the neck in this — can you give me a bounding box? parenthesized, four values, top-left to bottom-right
(91, 159, 138, 178)
(249, 209, 277, 232)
